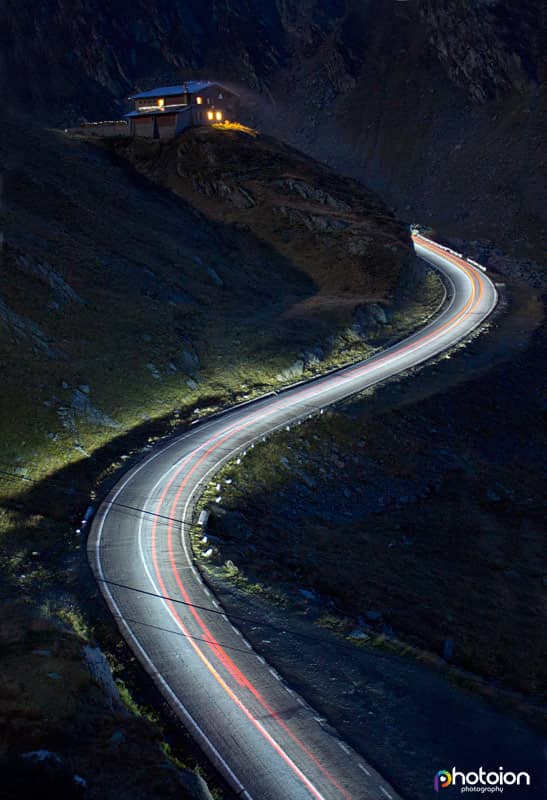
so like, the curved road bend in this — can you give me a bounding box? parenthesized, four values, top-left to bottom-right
(88, 235, 498, 800)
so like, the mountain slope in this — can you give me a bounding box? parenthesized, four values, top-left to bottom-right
(0, 111, 422, 797)
(2, 1, 546, 261)
(1, 116, 411, 484)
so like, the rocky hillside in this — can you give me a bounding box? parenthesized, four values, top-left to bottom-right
(202, 323, 547, 697)
(2, 1, 546, 261)
(109, 125, 407, 304)
(0, 116, 409, 483)
(0, 110, 415, 798)
(0, 600, 208, 800)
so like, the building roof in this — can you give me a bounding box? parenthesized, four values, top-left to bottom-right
(129, 81, 235, 101)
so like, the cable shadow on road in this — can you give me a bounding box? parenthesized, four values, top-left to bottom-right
(99, 577, 371, 659)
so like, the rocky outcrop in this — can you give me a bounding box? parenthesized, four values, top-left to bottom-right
(276, 359, 304, 382)
(272, 179, 351, 212)
(110, 128, 408, 302)
(353, 303, 389, 336)
(15, 253, 85, 309)
(416, 0, 542, 101)
(0, 296, 59, 358)
(0, 600, 210, 800)
(56, 387, 120, 433)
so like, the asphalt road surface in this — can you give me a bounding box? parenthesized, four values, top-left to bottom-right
(88, 235, 498, 800)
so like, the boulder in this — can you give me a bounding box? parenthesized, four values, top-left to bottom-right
(276, 359, 304, 382)
(353, 303, 389, 335)
(207, 266, 224, 286)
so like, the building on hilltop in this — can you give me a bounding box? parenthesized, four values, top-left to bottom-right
(125, 80, 239, 139)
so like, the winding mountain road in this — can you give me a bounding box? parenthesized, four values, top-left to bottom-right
(87, 234, 498, 800)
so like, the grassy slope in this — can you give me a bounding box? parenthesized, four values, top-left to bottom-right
(1, 120, 410, 493)
(1, 114, 421, 796)
(195, 307, 547, 699)
(0, 601, 208, 800)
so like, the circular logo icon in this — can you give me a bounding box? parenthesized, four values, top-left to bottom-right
(434, 771, 452, 792)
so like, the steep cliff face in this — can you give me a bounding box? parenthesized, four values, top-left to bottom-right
(259, 0, 547, 259)
(2, 1, 545, 259)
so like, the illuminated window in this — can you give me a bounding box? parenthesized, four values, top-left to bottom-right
(215, 111, 223, 121)
(196, 96, 203, 105)
(157, 98, 164, 108)
(207, 110, 214, 120)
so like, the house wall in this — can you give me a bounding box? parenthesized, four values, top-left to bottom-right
(157, 113, 177, 139)
(190, 85, 238, 123)
(192, 107, 210, 126)
(128, 85, 240, 138)
(175, 110, 193, 134)
(167, 94, 187, 105)
(134, 116, 155, 138)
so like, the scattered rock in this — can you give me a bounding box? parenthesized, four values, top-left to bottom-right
(503, 568, 521, 580)
(108, 730, 126, 747)
(443, 638, 455, 661)
(83, 645, 124, 710)
(296, 469, 316, 489)
(180, 769, 215, 800)
(301, 346, 324, 367)
(276, 359, 304, 382)
(349, 629, 369, 641)
(16, 751, 86, 798)
(0, 297, 60, 358)
(15, 253, 85, 307)
(353, 303, 389, 334)
(22, 750, 61, 764)
(63, 389, 119, 428)
(272, 178, 351, 212)
(146, 363, 161, 380)
(177, 347, 200, 372)
(206, 266, 223, 286)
